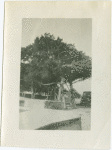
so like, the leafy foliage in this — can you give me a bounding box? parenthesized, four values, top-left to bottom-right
(20, 33, 92, 97)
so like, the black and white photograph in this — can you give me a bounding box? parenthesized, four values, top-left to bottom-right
(1, 1, 111, 149)
(19, 18, 92, 130)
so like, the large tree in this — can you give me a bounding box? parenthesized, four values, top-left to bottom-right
(20, 33, 92, 101)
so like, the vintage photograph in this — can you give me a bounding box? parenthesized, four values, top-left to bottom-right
(19, 18, 92, 130)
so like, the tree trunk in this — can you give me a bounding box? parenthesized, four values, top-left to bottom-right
(58, 78, 64, 101)
(58, 85, 62, 101)
(54, 86, 57, 100)
(69, 82, 72, 103)
(31, 81, 34, 99)
(70, 82, 77, 109)
(62, 92, 66, 109)
(52, 87, 55, 100)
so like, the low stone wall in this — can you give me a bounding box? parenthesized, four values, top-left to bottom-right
(44, 101, 64, 110)
(19, 98, 45, 108)
(20, 94, 54, 100)
(19, 100, 25, 107)
(36, 117, 81, 130)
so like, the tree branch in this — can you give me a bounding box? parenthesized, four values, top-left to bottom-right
(72, 78, 83, 84)
(38, 82, 56, 86)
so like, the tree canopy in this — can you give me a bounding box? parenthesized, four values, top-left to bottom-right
(20, 33, 92, 97)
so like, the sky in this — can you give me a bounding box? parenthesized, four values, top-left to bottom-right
(63, 78, 91, 95)
(22, 18, 92, 57)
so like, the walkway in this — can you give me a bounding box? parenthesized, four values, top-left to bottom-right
(19, 98, 91, 130)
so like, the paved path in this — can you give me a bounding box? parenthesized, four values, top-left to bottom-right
(19, 98, 91, 130)
(80, 112, 91, 130)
